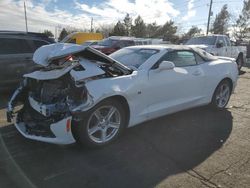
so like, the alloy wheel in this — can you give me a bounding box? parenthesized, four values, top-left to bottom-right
(215, 83, 230, 108)
(87, 105, 121, 144)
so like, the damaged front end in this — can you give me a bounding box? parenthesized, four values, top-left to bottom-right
(7, 43, 131, 144)
(7, 71, 94, 144)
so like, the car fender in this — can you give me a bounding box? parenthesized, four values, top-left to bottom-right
(85, 76, 133, 107)
(76, 71, 150, 127)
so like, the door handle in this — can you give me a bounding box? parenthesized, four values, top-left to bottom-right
(192, 70, 201, 76)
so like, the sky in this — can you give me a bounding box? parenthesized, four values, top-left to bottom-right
(0, 0, 245, 38)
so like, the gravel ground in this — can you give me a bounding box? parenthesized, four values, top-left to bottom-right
(0, 68, 249, 188)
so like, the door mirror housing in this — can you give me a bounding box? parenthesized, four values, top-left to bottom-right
(158, 61, 175, 71)
(216, 40, 224, 48)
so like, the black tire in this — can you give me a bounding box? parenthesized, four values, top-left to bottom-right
(211, 79, 232, 109)
(236, 55, 244, 71)
(74, 99, 126, 148)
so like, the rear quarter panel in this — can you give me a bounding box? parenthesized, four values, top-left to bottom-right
(200, 58, 238, 102)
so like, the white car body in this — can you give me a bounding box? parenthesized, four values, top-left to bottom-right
(7, 43, 238, 145)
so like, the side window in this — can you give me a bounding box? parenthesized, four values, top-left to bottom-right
(32, 40, 49, 52)
(217, 36, 226, 47)
(0, 38, 33, 54)
(162, 51, 197, 67)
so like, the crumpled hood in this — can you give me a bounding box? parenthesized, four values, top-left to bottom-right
(33, 43, 87, 66)
(28, 43, 131, 81)
(24, 58, 105, 81)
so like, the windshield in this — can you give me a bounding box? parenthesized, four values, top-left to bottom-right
(97, 38, 118, 46)
(186, 36, 217, 45)
(110, 48, 159, 68)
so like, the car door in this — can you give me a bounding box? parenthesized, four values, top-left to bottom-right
(0, 37, 34, 88)
(224, 36, 233, 57)
(145, 50, 206, 119)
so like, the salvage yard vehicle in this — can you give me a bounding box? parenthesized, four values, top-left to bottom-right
(61, 32, 103, 44)
(0, 31, 55, 90)
(7, 43, 238, 147)
(92, 36, 135, 55)
(186, 35, 247, 70)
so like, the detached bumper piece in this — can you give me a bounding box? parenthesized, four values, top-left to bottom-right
(15, 106, 76, 145)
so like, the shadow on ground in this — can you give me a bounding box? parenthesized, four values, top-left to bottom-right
(0, 106, 232, 188)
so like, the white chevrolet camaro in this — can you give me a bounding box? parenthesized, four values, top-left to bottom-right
(7, 43, 238, 147)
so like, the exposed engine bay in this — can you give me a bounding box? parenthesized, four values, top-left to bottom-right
(7, 43, 132, 141)
(10, 75, 86, 138)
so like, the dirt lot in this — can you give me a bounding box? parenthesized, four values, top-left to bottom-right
(0, 68, 250, 188)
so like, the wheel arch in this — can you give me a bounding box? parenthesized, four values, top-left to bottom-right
(236, 52, 244, 63)
(218, 77, 233, 91)
(237, 52, 244, 59)
(210, 77, 233, 108)
(224, 77, 233, 89)
(212, 77, 233, 100)
(71, 94, 131, 145)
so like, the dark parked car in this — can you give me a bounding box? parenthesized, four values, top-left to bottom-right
(92, 36, 135, 55)
(0, 31, 55, 90)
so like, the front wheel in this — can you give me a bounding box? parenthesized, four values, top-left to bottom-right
(75, 99, 126, 148)
(211, 80, 231, 109)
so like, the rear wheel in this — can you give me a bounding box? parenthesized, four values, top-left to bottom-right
(75, 99, 126, 148)
(211, 80, 231, 109)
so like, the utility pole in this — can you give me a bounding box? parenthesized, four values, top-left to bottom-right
(55, 26, 57, 41)
(206, 0, 213, 35)
(24, 1, 28, 32)
(90, 17, 93, 32)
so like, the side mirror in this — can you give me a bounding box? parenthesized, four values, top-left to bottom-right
(158, 61, 175, 71)
(216, 40, 224, 48)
